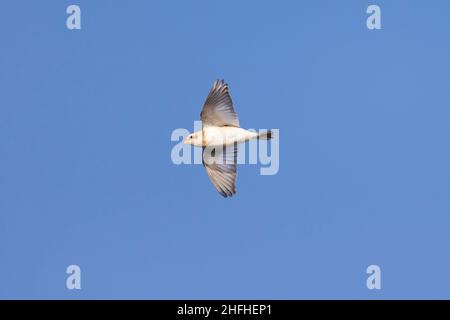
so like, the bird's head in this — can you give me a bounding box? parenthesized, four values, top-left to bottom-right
(184, 132, 202, 146)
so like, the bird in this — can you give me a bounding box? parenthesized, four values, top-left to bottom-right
(184, 79, 272, 197)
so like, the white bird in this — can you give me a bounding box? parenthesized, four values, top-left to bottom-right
(184, 80, 272, 197)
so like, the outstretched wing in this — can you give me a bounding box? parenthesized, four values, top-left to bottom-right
(200, 80, 240, 128)
(202, 144, 237, 197)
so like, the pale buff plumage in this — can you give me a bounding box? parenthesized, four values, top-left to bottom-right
(184, 80, 272, 197)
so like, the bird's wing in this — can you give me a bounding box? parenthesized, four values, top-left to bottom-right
(202, 144, 237, 197)
(200, 80, 240, 128)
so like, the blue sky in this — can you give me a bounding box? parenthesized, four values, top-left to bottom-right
(0, 0, 449, 299)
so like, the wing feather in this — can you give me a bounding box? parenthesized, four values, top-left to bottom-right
(202, 144, 237, 197)
(200, 80, 240, 127)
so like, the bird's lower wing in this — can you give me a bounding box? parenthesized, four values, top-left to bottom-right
(202, 144, 237, 197)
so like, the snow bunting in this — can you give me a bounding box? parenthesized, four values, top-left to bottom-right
(184, 80, 272, 197)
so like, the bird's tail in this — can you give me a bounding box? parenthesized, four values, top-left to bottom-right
(257, 130, 273, 140)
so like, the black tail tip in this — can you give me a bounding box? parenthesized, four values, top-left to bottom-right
(258, 130, 274, 140)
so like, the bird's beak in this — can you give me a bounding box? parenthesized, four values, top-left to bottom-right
(183, 137, 188, 144)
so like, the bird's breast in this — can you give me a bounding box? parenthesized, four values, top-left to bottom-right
(203, 127, 257, 146)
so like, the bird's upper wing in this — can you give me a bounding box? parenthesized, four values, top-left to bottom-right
(202, 144, 237, 197)
(200, 80, 240, 127)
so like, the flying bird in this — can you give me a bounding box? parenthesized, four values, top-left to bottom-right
(184, 80, 272, 197)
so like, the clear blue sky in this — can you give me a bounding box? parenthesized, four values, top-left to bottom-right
(1, 0, 449, 299)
